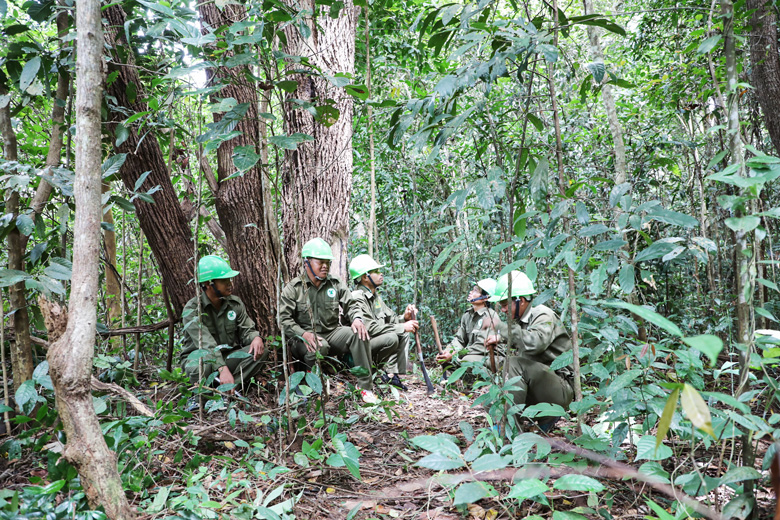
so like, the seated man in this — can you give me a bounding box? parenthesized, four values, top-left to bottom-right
(435, 278, 504, 375)
(485, 271, 573, 431)
(279, 238, 377, 403)
(348, 254, 418, 390)
(180, 255, 267, 392)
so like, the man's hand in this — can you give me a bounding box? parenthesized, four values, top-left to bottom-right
(249, 336, 265, 360)
(403, 304, 419, 321)
(218, 365, 235, 393)
(484, 334, 499, 347)
(351, 318, 369, 341)
(302, 331, 322, 353)
(403, 320, 419, 333)
(435, 349, 453, 364)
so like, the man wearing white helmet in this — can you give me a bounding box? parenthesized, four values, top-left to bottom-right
(485, 270, 573, 431)
(435, 279, 503, 375)
(348, 254, 419, 390)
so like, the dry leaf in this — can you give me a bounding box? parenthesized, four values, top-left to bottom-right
(326, 487, 336, 494)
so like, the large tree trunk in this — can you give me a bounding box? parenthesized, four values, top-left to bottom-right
(197, 2, 280, 335)
(102, 5, 195, 315)
(47, 1, 135, 517)
(281, 0, 358, 280)
(747, 0, 780, 154)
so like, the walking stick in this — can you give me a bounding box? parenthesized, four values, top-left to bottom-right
(429, 316, 444, 354)
(413, 311, 435, 396)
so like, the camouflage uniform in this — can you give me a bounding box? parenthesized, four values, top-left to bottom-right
(180, 292, 268, 389)
(279, 273, 373, 390)
(351, 285, 408, 374)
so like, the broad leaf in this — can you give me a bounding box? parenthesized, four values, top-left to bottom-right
(553, 474, 604, 492)
(655, 387, 679, 451)
(19, 56, 41, 93)
(453, 481, 492, 506)
(603, 301, 682, 337)
(681, 335, 723, 366)
(416, 453, 464, 470)
(680, 383, 714, 437)
(506, 478, 549, 500)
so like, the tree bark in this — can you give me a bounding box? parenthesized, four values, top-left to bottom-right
(0, 87, 34, 394)
(197, 2, 280, 335)
(103, 4, 195, 316)
(747, 0, 780, 154)
(47, 1, 135, 516)
(280, 0, 358, 280)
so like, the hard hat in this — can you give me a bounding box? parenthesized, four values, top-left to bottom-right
(489, 271, 536, 302)
(475, 278, 496, 295)
(301, 238, 335, 260)
(349, 254, 383, 281)
(197, 255, 240, 283)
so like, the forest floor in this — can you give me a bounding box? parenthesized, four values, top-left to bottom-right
(0, 367, 776, 519)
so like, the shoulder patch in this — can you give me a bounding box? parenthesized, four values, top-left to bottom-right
(327, 288, 337, 298)
(227, 310, 237, 321)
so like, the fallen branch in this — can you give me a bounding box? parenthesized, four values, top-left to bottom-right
(91, 377, 154, 417)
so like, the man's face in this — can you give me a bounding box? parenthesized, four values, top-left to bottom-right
(309, 258, 331, 279)
(468, 285, 484, 302)
(213, 278, 233, 296)
(499, 299, 510, 314)
(364, 269, 383, 287)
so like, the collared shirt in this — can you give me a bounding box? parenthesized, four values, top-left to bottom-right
(351, 284, 405, 337)
(449, 306, 504, 358)
(179, 292, 259, 368)
(279, 272, 362, 339)
(498, 303, 571, 366)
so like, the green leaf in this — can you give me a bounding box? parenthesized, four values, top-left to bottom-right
(724, 216, 760, 233)
(345, 84, 369, 101)
(552, 512, 588, 520)
(656, 387, 679, 451)
(536, 44, 558, 63)
(44, 262, 72, 281)
(645, 499, 676, 520)
(0, 269, 32, 287)
(415, 453, 464, 470)
(593, 239, 627, 251)
(579, 224, 610, 237)
(526, 113, 544, 131)
(634, 240, 680, 263)
(645, 207, 698, 228)
(147, 486, 170, 514)
(115, 124, 130, 147)
(586, 61, 605, 83)
(506, 478, 549, 500)
(552, 474, 605, 492)
(636, 435, 673, 461)
(15, 379, 37, 408)
(718, 466, 762, 486)
(453, 482, 492, 506)
(102, 154, 127, 178)
(603, 301, 682, 337)
(680, 383, 714, 437)
(268, 133, 314, 150)
(609, 182, 631, 208)
(681, 335, 723, 366)
(15, 214, 34, 235)
(471, 454, 508, 473)
(434, 75, 457, 97)
(575, 202, 589, 225)
(233, 145, 261, 172)
(619, 264, 635, 294)
(697, 35, 722, 54)
(19, 56, 41, 93)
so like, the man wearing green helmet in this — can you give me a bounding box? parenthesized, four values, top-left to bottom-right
(279, 238, 377, 403)
(348, 254, 419, 391)
(180, 255, 268, 391)
(435, 279, 503, 376)
(485, 270, 573, 431)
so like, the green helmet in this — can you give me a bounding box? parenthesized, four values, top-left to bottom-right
(301, 238, 335, 260)
(349, 254, 383, 281)
(475, 278, 497, 296)
(489, 271, 535, 302)
(198, 255, 240, 283)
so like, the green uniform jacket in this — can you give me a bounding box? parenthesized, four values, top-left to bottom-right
(498, 304, 571, 366)
(351, 285, 405, 336)
(279, 273, 363, 340)
(179, 292, 260, 369)
(449, 307, 504, 358)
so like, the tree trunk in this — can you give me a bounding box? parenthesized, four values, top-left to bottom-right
(47, 1, 135, 516)
(280, 0, 358, 280)
(0, 88, 35, 394)
(103, 4, 195, 316)
(197, 2, 280, 335)
(747, 0, 780, 154)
